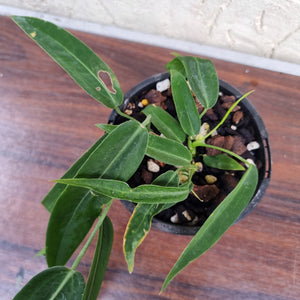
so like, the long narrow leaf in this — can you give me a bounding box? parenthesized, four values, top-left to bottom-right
(83, 217, 113, 300)
(167, 56, 219, 109)
(161, 165, 258, 292)
(169, 69, 200, 136)
(147, 134, 192, 166)
(124, 171, 179, 272)
(142, 104, 186, 142)
(55, 178, 192, 204)
(12, 16, 123, 109)
(13, 266, 85, 300)
(46, 120, 148, 266)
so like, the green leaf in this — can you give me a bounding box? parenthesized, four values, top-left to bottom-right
(161, 165, 258, 292)
(203, 154, 245, 171)
(95, 123, 117, 133)
(83, 217, 113, 300)
(13, 266, 85, 300)
(142, 105, 186, 142)
(167, 56, 219, 109)
(169, 69, 201, 136)
(55, 178, 192, 204)
(42, 135, 107, 212)
(46, 120, 148, 267)
(124, 171, 179, 273)
(147, 134, 192, 166)
(96, 125, 192, 166)
(12, 16, 123, 109)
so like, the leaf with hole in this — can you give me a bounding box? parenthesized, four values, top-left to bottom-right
(12, 16, 123, 109)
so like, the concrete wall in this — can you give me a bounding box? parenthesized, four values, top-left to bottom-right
(2, 0, 300, 64)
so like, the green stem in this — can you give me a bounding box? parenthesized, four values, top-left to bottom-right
(199, 108, 208, 120)
(202, 90, 254, 141)
(142, 114, 152, 127)
(192, 141, 250, 166)
(71, 200, 113, 270)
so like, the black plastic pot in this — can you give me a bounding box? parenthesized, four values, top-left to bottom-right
(109, 73, 271, 235)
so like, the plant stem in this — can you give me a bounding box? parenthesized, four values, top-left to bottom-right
(199, 108, 208, 120)
(71, 200, 113, 271)
(192, 141, 250, 166)
(202, 90, 254, 141)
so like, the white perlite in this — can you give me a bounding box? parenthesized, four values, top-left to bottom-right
(247, 141, 260, 151)
(147, 159, 160, 173)
(156, 78, 170, 92)
(170, 213, 179, 224)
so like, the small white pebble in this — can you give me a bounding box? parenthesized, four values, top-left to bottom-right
(156, 78, 170, 92)
(182, 210, 192, 221)
(211, 130, 218, 136)
(147, 159, 160, 173)
(247, 141, 260, 151)
(246, 158, 256, 167)
(231, 125, 237, 130)
(170, 213, 179, 223)
(138, 102, 144, 108)
(219, 91, 224, 96)
(200, 122, 210, 136)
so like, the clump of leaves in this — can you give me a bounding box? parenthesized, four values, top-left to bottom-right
(12, 16, 258, 299)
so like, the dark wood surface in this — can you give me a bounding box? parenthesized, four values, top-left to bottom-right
(1, 16, 299, 299)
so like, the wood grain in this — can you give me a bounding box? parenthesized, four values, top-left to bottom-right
(0, 16, 299, 299)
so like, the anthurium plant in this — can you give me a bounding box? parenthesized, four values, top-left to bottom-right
(12, 16, 258, 299)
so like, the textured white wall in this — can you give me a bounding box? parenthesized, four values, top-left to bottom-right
(2, 0, 300, 64)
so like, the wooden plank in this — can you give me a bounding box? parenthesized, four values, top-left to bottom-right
(0, 16, 299, 299)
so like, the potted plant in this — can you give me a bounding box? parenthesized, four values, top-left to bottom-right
(11, 16, 270, 299)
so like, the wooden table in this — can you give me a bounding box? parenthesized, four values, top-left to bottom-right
(1, 16, 299, 299)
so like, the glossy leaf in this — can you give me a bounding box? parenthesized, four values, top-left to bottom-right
(167, 56, 219, 109)
(203, 154, 245, 171)
(124, 171, 179, 272)
(142, 104, 186, 142)
(46, 120, 148, 266)
(13, 266, 85, 300)
(147, 134, 192, 166)
(55, 178, 192, 204)
(169, 69, 201, 136)
(42, 135, 107, 212)
(12, 16, 123, 109)
(161, 164, 258, 292)
(83, 217, 113, 300)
